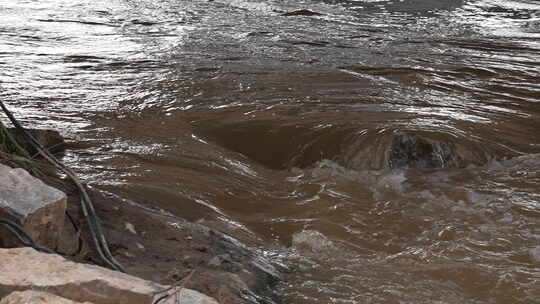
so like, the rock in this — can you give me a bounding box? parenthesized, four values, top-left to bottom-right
(389, 133, 458, 169)
(0, 165, 66, 249)
(282, 9, 323, 17)
(0, 290, 93, 304)
(206, 229, 285, 301)
(0, 247, 219, 304)
(7, 128, 65, 155)
(157, 289, 220, 304)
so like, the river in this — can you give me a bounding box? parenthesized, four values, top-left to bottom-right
(1, 0, 539, 303)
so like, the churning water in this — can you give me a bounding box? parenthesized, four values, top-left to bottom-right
(1, 0, 539, 303)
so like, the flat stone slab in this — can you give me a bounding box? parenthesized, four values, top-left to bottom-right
(0, 290, 93, 304)
(0, 164, 66, 249)
(0, 247, 219, 304)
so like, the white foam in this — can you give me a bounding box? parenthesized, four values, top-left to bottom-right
(292, 230, 335, 253)
(529, 246, 540, 264)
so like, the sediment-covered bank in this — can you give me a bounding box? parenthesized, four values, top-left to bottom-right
(0, 127, 285, 304)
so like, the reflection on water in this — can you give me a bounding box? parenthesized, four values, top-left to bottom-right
(1, 0, 540, 303)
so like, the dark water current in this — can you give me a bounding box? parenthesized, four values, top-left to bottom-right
(1, 0, 540, 303)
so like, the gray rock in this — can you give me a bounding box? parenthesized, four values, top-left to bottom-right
(0, 247, 219, 304)
(0, 290, 93, 304)
(158, 288, 221, 304)
(0, 165, 66, 249)
(389, 133, 457, 169)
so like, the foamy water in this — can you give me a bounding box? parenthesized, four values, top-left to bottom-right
(1, 0, 539, 302)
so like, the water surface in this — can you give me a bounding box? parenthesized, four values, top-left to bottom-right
(1, 0, 539, 303)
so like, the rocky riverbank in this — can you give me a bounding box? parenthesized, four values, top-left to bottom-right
(0, 129, 285, 304)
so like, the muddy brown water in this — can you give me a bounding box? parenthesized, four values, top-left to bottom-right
(1, 0, 540, 303)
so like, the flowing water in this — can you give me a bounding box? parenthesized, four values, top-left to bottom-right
(1, 0, 540, 303)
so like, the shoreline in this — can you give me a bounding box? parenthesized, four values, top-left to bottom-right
(50, 174, 285, 304)
(1, 128, 285, 304)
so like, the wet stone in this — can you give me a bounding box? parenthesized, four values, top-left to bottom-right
(389, 133, 458, 169)
(0, 164, 66, 249)
(0, 247, 219, 304)
(0, 290, 93, 304)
